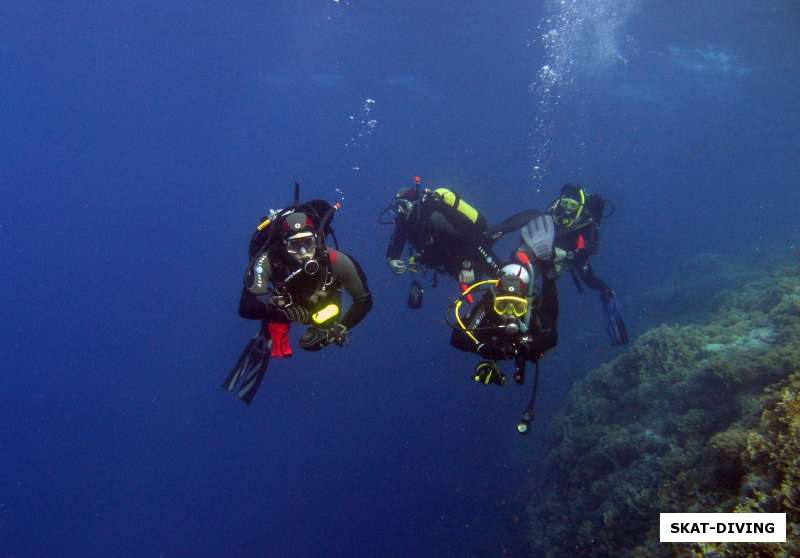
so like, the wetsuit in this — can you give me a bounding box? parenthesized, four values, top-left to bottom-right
(450, 261, 559, 364)
(555, 221, 612, 295)
(386, 194, 498, 280)
(239, 248, 372, 330)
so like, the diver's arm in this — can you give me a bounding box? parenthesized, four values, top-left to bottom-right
(525, 262, 559, 359)
(486, 208, 544, 239)
(584, 224, 601, 255)
(386, 223, 408, 261)
(450, 328, 477, 353)
(448, 296, 505, 357)
(538, 261, 559, 332)
(570, 224, 600, 261)
(332, 252, 373, 329)
(238, 288, 288, 322)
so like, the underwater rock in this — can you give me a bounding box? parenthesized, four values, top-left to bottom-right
(527, 265, 800, 557)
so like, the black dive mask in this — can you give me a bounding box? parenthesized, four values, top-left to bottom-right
(286, 233, 320, 275)
(392, 198, 415, 219)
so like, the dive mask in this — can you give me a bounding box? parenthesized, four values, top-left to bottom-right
(553, 198, 581, 226)
(493, 295, 528, 318)
(551, 189, 585, 228)
(493, 274, 529, 317)
(286, 233, 316, 259)
(392, 198, 414, 218)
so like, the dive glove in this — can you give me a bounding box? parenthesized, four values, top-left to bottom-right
(299, 323, 348, 351)
(521, 214, 555, 260)
(388, 259, 408, 275)
(458, 260, 475, 284)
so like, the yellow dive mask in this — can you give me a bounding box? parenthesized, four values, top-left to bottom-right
(493, 295, 529, 318)
(551, 188, 586, 227)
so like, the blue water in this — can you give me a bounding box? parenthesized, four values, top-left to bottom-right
(2, 2, 798, 556)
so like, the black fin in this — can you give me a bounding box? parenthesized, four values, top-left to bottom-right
(223, 330, 272, 405)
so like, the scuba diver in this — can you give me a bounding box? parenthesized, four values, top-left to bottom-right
(223, 184, 373, 405)
(379, 178, 503, 309)
(547, 183, 629, 345)
(449, 214, 559, 434)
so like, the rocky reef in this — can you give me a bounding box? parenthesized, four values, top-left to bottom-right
(527, 265, 800, 557)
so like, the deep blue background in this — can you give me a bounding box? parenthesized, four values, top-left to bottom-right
(1, 2, 798, 556)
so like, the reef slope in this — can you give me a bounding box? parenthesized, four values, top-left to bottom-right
(527, 266, 800, 557)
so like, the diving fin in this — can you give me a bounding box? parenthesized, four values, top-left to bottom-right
(222, 328, 272, 405)
(521, 215, 555, 260)
(602, 292, 629, 345)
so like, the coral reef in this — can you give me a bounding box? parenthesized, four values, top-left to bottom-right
(527, 266, 800, 557)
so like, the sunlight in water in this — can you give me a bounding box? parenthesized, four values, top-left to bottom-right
(529, 0, 638, 187)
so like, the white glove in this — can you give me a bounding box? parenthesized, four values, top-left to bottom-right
(388, 259, 408, 275)
(458, 263, 475, 284)
(522, 215, 555, 261)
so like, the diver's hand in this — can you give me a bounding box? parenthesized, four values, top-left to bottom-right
(298, 323, 348, 351)
(388, 259, 408, 275)
(458, 261, 475, 284)
(522, 214, 555, 261)
(276, 305, 310, 324)
(328, 323, 348, 347)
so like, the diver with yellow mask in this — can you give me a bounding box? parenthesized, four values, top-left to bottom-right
(448, 215, 560, 432)
(547, 183, 629, 345)
(223, 184, 373, 405)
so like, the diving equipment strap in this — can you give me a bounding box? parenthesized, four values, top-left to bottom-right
(454, 279, 499, 345)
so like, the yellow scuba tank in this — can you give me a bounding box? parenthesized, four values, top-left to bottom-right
(433, 188, 480, 225)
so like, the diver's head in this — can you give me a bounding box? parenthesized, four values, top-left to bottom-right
(549, 183, 586, 228)
(391, 188, 418, 220)
(283, 212, 319, 272)
(493, 264, 530, 321)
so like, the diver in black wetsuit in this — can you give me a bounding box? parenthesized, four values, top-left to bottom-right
(449, 214, 559, 433)
(223, 194, 372, 405)
(381, 183, 502, 308)
(450, 215, 559, 382)
(547, 183, 628, 345)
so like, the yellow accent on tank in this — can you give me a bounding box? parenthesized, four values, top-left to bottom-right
(312, 304, 340, 324)
(434, 188, 479, 224)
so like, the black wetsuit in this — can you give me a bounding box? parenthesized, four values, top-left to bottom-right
(386, 194, 498, 280)
(555, 221, 612, 295)
(239, 248, 372, 330)
(450, 261, 558, 364)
